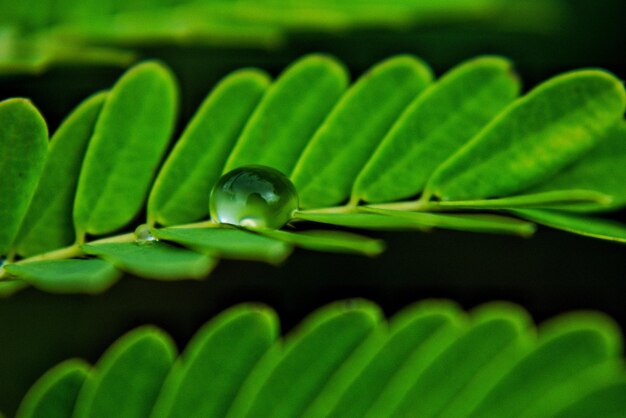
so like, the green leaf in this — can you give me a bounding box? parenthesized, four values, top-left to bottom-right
(148, 69, 271, 226)
(305, 300, 463, 418)
(365, 308, 467, 417)
(528, 121, 626, 212)
(512, 209, 626, 243)
(73, 61, 178, 238)
(73, 327, 176, 418)
(429, 189, 613, 210)
(227, 300, 382, 418)
(14, 92, 107, 257)
(292, 55, 433, 208)
(224, 54, 348, 175)
(363, 207, 536, 237)
(81, 241, 217, 281)
(4, 259, 121, 294)
(0, 279, 28, 298)
(467, 313, 622, 418)
(388, 303, 531, 418)
(427, 70, 626, 200)
(153, 227, 292, 264)
(293, 212, 431, 231)
(150, 304, 279, 418)
(353, 56, 520, 203)
(554, 381, 626, 418)
(0, 98, 48, 256)
(16, 360, 89, 418)
(254, 228, 385, 256)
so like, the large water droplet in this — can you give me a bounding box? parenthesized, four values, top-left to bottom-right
(135, 224, 158, 244)
(210, 165, 298, 229)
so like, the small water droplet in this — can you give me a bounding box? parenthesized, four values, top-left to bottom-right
(210, 165, 298, 229)
(135, 224, 158, 244)
(0, 256, 5, 275)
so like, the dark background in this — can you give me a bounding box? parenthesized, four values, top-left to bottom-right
(0, 0, 625, 415)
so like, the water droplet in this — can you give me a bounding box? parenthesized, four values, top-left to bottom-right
(0, 256, 5, 275)
(135, 224, 158, 244)
(210, 165, 298, 229)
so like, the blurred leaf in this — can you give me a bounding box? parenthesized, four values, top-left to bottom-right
(73, 61, 178, 238)
(292, 55, 433, 208)
(529, 121, 626, 212)
(73, 327, 176, 418)
(353, 56, 519, 203)
(427, 70, 626, 200)
(16, 360, 89, 418)
(4, 259, 121, 294)
(81, 241, 217, 281)
(467, 313, 622, 417)
(304, 300, 463, 418)
(153, 227, 292, 264)
(15, 299, 626, 417)
(148, 69, 270, 226)
(388, 304, 531, 417)
(151, 304, 279, 418)
(225, 54, 348, 175)
(553, 381, 626, 418)
(15, 92, 106, 257)
(512, 209, 626, 243)
(363, 207, 536, 236)
(227, 299, 382, 418)
(255, 228, 385, 256)
(0, 98, 48, 256)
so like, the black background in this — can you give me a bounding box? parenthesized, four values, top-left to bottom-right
(0, 0, 625, 415)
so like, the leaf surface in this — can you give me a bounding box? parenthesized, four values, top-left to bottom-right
(353, 56, 519, 203)
(151, 305, 279, 418)
(148, 69, 270, 226)
(73, 327, 176, 418)
(4, 259, 121, 294)
(363, 207, 536, 236)
(73, 61, 178, 237)
(513, 209, 626, 243)
(225, 54, 348, 175)
(16, 360, 89, 418)
(81, 241, 217, 280)
(0, 99, 48, 256)
(553, 381, 626, 418)
(292, 55, 433, 208)
(255, 229, 385, 256)
(153, 227, 292, 264)
(427, 70, 626, 200)
(14, 92, 106, 257)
